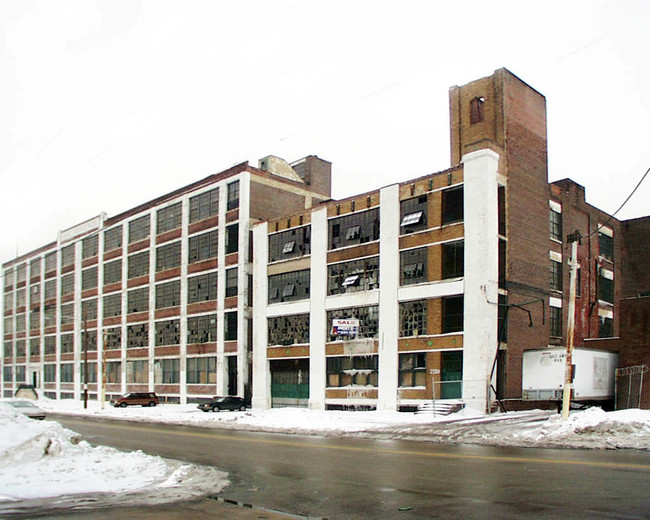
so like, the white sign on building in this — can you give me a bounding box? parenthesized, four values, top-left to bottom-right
(332, 319, 359, 337)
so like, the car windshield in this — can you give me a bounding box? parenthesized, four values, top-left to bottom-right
(8, 401, 33, 408)
(215, 397, 227, 402)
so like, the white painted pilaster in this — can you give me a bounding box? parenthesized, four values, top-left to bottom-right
(309, 208, 328, 410)
(251, 222, 270, 409)
(461, 149, 500, 412)
(377, 184, 400, 411)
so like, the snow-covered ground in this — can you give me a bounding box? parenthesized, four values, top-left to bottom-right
(1, 397, 649, 511)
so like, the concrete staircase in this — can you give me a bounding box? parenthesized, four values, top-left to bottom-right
(416, 400, 465, 416)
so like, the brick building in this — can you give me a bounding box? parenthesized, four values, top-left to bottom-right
(2, 156, 332, 403)
(3, 68, 649, 411)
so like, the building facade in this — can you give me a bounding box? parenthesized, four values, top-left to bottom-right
(3, 68, 649, 411)
(2, 157, 331, 403)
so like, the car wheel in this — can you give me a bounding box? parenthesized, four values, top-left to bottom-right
(239, 405, 246, 411)
(148, 401, 156, 407)
(212, 406, 219, 412)
(119, 402, 127, 408)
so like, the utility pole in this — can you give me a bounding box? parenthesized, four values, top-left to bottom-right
(561, 231, 581, 421)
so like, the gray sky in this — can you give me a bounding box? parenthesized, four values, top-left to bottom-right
(1, 0, 649, 264)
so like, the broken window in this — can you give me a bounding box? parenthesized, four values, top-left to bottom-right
(187, 314, 217, 344)
(128, 251, 149, 279)
(128, 287, 149, 314)
(598, 272, 614, 303)
(268, 226, 311, 262)
(598, 230, 614, 261)
(400, 195, 428, 234)
(225, 223, 239, 254)
(599, 316, 614, 338)
(156, 241, 181, 272)
(268, 270, 310, 304)
(442, 241, 464, 279)
(104, 226, 123, 252)
(442, 296, 464, 333)
(155, 279, 180, 309)
(190, 188, 219, 224)
(128, 215, 150, 243)
(328, 208, 379, 250)
(188, 271, 218, 303)
(441, 187, 463, 225)
(469, 96, 485, 124)
(156, 203, 182, 234)
(400, 248, 427, 286)
(127, 323, 149, 349)
(326, 356, 378, 387)
(400, 300, 427, 337)
(399, 353, 426, 387)
(188, 230, 218, 263)
(104, 259, 122, 285)
(327, 256, 379, 295)
(225, 267, 238, 297)
(187, 356, 216, 384)
(327, 305, 379, 341)
(268, 314, 310, 346)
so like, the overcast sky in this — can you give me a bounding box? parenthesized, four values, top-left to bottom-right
(1, 0, 648, 264)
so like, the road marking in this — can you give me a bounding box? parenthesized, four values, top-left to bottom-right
(60, 417, 650, 471)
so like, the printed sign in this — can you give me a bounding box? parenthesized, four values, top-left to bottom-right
(332, 319, 359, 336)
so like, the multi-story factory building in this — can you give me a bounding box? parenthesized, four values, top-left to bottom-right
(3, 68, 649, 410)
(2, 157, 332, 403)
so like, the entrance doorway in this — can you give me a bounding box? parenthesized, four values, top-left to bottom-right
(270, 359, 309, 407)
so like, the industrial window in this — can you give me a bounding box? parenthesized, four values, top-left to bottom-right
(104, 226, 123, 252)
(128, 215, 150, 243)
(327, 305, 379, 341)
(128, 251, 149, 279)
(106, 361, 121, 383)
(82, 266, 98, 291)
(61, 245, 75, 267)
(598, 273, 614, 304)
(225, 268, 238, 297)
(268, 314, 310, 346)
(126, 360, 148, 384)
(155, 319, 180, 346)
(80, 362, 97, 384)
(268, 226, 311, 262)
(441, 187, 463, 225)
(103, 293, 121, 318)
(29, 258, 41, 280)
(3, 293, 12, 312)
(127, 323, 149, 349)
(104, 259, 122, 285)
(30, 338, 40, 357)
(268, 270, 310, 304)
(224, 311, 237, 341)
(227, 180, 240, 210)
(329, 208, 379, 250)
(82, 298, 97, 321)
(60, 363, 74, 383)
(156, 241, 181, 272)
(599, 316, 614, 338)
(326, 356, 378, 387)
(549, 305, 562, 337)
(400, 195, 428, 234)
(45, 252, 57, 273)
(399, 353, 427, 387)
(44, 364, 56, 382)
(44, 336, 56, 355)
(442, 241, 464, 279)
(16, 264, 26, 284)
(81, 329, 98, 352)
(44, 279, 55, 301)
(327, 256, 379, 295)
(128, 287, 149, 314)
(154, 358, 180, 384)
(225, 223, 239, 254)
(3, 365, 12, 382)
(4, 268, 13, 289)
(188, 271, 217, 303)
(105, 327, 122, 350)
(155, 279, 181, 309)
(29, 308, 40, 331)
(60, 273, 74, 297)
(82, 235, 98, 259)
(469, 96, 485, 124)
(157, 202, 182, 234)
(550, 260, 563, 292)
(442, 296, 464, 333)
(187, 356, 216, 384)
(190, 188, 219, 223)
(16, 288, 26, 307)
(549, 207, 562, 241)
(598, 230, 614, 261)
(187, 314, 217, 344)
(15, 339, 25, 357)
(61, 334, 74, 353)
(400, 300, 428, 337)
(400, 248, 427, 286)
(60, 303, 73, 325)
(188, 230, 217, 263)
(14, 313, 25, 333)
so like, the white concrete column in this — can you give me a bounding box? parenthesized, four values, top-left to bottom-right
(237, 171, 251, 398)
(178, 197, 189, 401)
(216, 182, 228, 396)
(461, 149, 500, 412)
(377, 185, 400, 411)
(251, 221, 270, 409)
(309, 208, 328, 410)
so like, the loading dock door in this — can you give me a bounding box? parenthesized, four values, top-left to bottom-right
(270, 359, 309, 408)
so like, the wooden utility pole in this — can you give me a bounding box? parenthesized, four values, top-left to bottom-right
(561, 232, 581, 421)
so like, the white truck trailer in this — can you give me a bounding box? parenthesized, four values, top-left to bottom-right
(522, 347, 618, 402)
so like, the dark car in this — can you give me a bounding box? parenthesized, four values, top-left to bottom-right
(111, 392, 159, 408)
(197, 396, 247, 412)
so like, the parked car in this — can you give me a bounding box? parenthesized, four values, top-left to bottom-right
(4, 399, 46, 420)
(111, 392, 159, 408)
(197, 396, 247, 412)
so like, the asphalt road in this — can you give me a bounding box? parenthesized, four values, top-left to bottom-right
(29, 415, 650, 519)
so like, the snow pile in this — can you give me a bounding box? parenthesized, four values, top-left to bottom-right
(535, 408, 650, 449)
(0, 402, 228, 507)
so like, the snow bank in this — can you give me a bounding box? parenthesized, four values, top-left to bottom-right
(0, 403, 228, 505)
